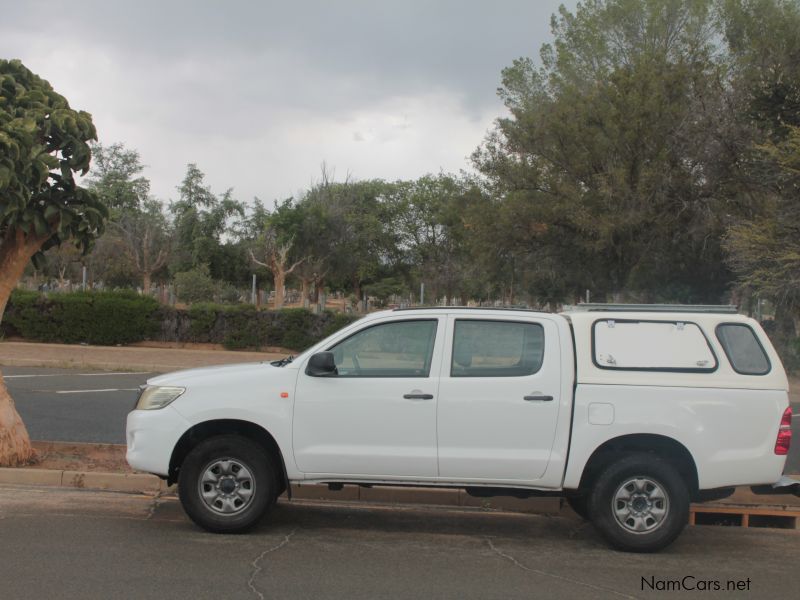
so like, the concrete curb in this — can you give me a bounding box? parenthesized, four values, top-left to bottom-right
(0, 466, 562, 513)
(0, 467, 172, 493)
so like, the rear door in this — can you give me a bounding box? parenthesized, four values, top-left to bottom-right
(436, 315, 562, 482)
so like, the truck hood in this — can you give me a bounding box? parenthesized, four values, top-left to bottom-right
(146, 361, 281, 387)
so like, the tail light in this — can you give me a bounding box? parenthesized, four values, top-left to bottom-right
(775, 407, 792, 455)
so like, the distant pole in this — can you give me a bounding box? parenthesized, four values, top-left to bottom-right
(82, 266, 87, 291)
(251, 274, 257, 305)
(585, 289, 590, 303)
(420, 282, 425, 305)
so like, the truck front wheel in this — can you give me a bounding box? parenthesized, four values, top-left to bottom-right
(178, 435, 276, 533)
(588, 453, 689, 552)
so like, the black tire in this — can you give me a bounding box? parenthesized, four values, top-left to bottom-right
(178, 435, 277, 533)
(588, 453, 689, 553)
(565, 495, 591, 520)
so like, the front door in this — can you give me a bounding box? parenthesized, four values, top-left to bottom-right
(293, 317, 442, 478)
(436, 315, 562, 482)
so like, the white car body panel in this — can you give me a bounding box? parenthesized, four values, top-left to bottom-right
(126, 307, 790, 495)
(292, 315, 446, 478)
(435, 313, 571, 485)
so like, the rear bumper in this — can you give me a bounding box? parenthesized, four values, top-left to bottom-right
(750, 475, 800, 497)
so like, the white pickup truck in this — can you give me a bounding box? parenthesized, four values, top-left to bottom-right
(126, 305, 796, 552)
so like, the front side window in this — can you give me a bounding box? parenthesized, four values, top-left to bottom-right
(328, 319, 437, 378)
(593, 320, 717, 372)
(716, 324, 771, 375)
(451, 320, 544, 377)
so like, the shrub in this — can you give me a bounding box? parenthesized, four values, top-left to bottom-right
(174, 267, 216, 304)
(221, 305, 269, 350)
(268, 308, 317, 351)
(320, 311, 359, 339)
(3, 289, 159, 345)
(187, 303, 220, 342)
(3, 291, 360, 350)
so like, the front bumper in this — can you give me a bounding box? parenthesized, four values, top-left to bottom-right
(750, 475, 800, 497)
(126, 406, 192, 476)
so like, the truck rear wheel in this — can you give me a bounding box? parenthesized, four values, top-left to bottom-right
(588, 453, 689, 552)
(178, 435, 276, 533)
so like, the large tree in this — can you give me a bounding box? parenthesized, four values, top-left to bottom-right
(716, 0, 800, 370)
(0, 60, 107, 465)
(85, 142, 171, 293)
(170, 164, 244, 281)
(474, 0, 739, 303)
(115, 199, 171, 294)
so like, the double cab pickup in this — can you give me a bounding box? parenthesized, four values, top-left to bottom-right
(126, 305, 795, 552)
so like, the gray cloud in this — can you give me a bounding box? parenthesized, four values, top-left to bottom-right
(0, 0, 573, 204)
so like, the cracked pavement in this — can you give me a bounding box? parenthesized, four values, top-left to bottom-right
(0, 484, 797, 599)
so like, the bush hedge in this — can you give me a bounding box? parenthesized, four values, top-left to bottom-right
(2, 290, 359, 351)
(3, 289, 160, 345)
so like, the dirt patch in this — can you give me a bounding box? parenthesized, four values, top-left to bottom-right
(128, 340, 293, 354)
(31, 441, 133, 473)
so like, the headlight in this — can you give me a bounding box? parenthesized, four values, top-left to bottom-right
(135, 386, 186, 410)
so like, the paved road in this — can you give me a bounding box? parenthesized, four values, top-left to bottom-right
(3, 364, 800, 473)
(0, 484, 796, 600)
(3, 365, 151, 444)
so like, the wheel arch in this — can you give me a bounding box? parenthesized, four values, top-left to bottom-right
(577, 433, 699, 497)
(168, 419, 289, 496)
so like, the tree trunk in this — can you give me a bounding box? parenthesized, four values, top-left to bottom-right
(274, 271, 285, 309)
(142, 272, 152, 295)
(0, 373, 35, 466)
(315, 279, 325, 306)
(300, 278, 310, 307)
(0, 229, 46, 466)
(353, 278, 362, 312)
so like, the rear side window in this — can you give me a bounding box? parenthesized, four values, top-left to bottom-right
(451, 320, 544, 377)
(716, 324, 771, 375)
(593, 320, 717, 372)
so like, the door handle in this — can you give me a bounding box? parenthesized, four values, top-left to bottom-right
(404, 393, 434, 400)
(523, 395, 553, 402)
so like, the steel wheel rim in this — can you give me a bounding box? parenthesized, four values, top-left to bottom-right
(612, 476, 669, 534)
(198, 457, 256, 516)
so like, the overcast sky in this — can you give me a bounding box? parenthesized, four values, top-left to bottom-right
(1, 0, 574, 206)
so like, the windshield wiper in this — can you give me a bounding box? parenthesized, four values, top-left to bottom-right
(270, 355, 295, 367)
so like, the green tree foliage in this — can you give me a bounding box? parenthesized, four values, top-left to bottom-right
(392, 174, 481, 302)
(298, 175, 400, 299)
(85, 142, 171, 292)
(724, 126, 800, 337)
(474, 0, 739, 303)
(0, 59, 107, 315)
(718, 1, 800, 363)
(170, 163, 246, 283)
(86, 142, 150, 214)
(174, 265, 217, 304)
(722, 0, 800, 137)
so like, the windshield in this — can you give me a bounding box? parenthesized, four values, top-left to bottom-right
(287, 313, 370, 366)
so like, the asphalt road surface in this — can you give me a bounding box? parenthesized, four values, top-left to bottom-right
(3, 365, 800, 473)
(3, 365, 152, 444)
(0, 484, 797, 600)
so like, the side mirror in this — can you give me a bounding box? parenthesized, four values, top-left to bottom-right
(306, 351, 338, 377)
